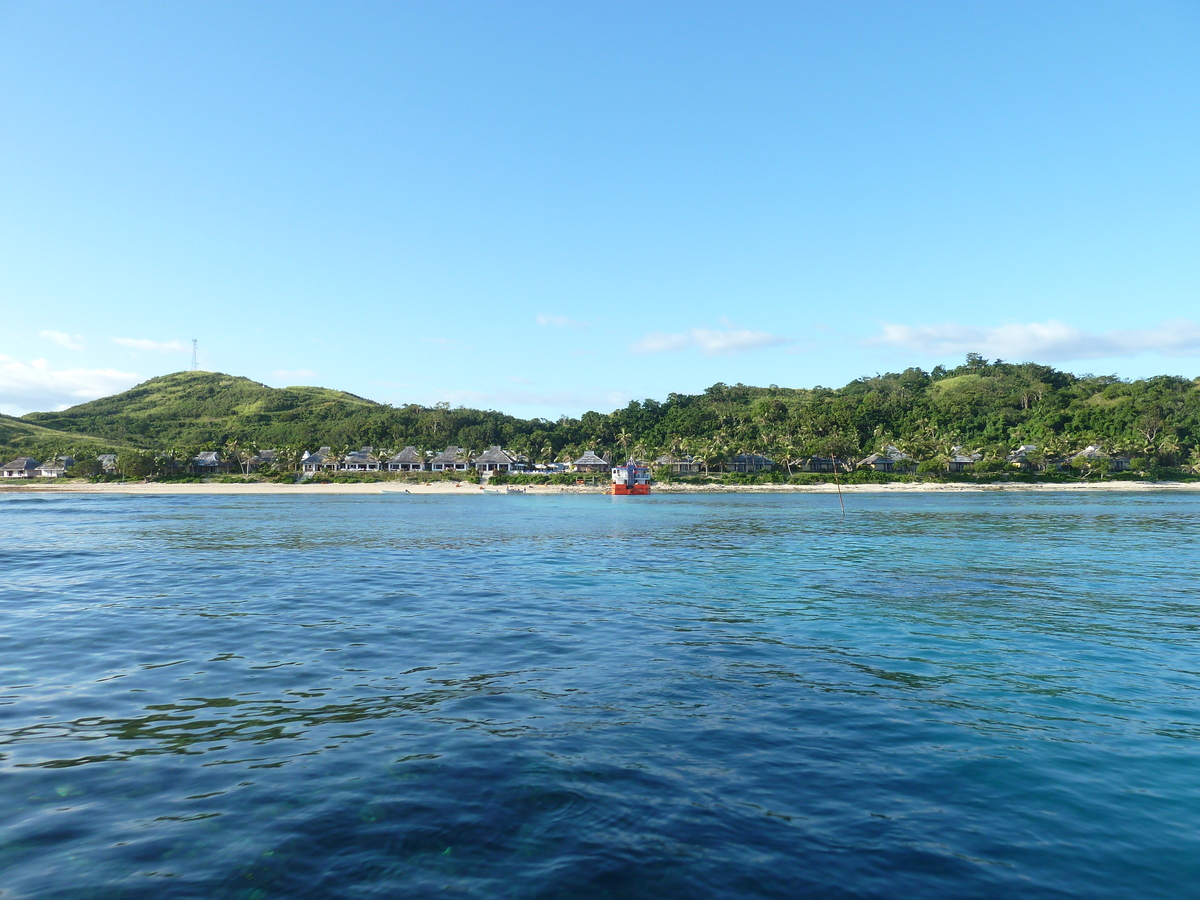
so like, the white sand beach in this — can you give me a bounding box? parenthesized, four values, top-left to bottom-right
(3, 480, 1199, 496)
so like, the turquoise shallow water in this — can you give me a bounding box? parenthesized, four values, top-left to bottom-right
(1, 491, 1198, 898)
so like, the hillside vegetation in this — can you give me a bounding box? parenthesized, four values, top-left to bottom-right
(13, 356, 1200, 473)
(0, 414, 127, 459)
(23, 372, 381, 448)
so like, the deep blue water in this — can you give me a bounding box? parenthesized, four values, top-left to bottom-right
(1, 491, 1198, 899)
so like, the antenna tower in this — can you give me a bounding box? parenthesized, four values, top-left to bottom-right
(191, 339, 198, 371)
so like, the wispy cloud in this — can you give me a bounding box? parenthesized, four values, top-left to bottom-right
(868, 319, 1200, 361)
(630, 326, 789, 357)
(272, 368, 317, 382)
(0, 355, 140, 416)
(112, 337, 189, 353)
(40, 330, 85, 351)
(536, 313, 589, 328)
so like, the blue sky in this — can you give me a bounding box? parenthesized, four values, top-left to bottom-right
(2, 1, 1198, 417)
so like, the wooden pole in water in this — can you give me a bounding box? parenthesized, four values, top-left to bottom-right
(832, 455, 845, 518)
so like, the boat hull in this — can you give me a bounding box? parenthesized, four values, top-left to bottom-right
(611, 483, 650, 495)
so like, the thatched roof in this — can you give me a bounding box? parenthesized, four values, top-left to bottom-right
(344, 447, 380, 464)
(572, 451, 608, 466)
(36, 457, 74, 473)
(475, 445, 515, 465)
(949, 446, 982, 463)
(431, 446, 469, 465)
(388, 446, 423, 464)
(2, 457, 39, 472)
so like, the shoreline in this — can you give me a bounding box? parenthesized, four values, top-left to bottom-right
(3, 480, 1199, 496)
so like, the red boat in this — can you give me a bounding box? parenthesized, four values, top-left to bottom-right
(611, 458, 650, 495)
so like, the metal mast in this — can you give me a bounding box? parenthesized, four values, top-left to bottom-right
(191, 339, 198, 371)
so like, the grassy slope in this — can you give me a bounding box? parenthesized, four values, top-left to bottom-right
(0, 414, 127, 457)
(12, 364, 1200, 464)
(22, 371, 381, 448)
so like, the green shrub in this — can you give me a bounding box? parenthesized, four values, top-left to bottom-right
(977, 460, 1010, 475)
(845, 469, 891, 484)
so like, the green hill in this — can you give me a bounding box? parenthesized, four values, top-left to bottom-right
(11, 359, 1200, 474)
(0, 413, 126, 459)
(22, 371, 382, 449)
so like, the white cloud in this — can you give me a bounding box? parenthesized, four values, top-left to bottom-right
(112, 337, 189, 352)
(629, 326, 789, 357)
(40, 330, 85, 351)
(273, 368, 317, 381)
(0, 354, 140, 416)
(868, 318, 1200, 361)
(536, 313, 589, 328)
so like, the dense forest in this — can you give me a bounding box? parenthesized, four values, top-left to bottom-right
(10, 354, 1200, 473)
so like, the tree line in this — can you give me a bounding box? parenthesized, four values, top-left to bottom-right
(12, 355, 1200, 476)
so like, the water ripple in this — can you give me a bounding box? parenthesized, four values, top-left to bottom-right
(1, 492, 1198, 898)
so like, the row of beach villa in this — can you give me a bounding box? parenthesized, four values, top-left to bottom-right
(299, 446, 605, 476)
(1, 442, 1134, 481)
(852, 443, 1130, 473)
(292, 442, 1131, 477)
(0, 456, 78, 479)
(297, 447, 832, 476)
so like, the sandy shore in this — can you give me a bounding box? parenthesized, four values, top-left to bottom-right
(3, 480, 1199, 496)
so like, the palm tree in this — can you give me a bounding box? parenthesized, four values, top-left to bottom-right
(1186, 447, 1200, 475)
(616, 428, 631, 457)
(224, 439, 250, 476)
(1156, 434, 1181, 467)
(275, 446, 302, 475)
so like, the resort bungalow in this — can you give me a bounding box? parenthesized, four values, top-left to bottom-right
(192, 451, 236, 476)
(430, 446, 471, 472)
(725, 453, 774, 473)
(97, 454, 119, 476)
(858, 444, 913, 474)
(654, 454, 703, 475)
(340, 447, 381, 472)
(474, 445, 517, 474)
(386, 446, 425, 472)
(35, 456, 75, 478)
(301, 447, 340, 474)
(947, 446, 982, 473)
(857, 453, 892, 472)
(802, 456, 838, 473)
(248, 450, 278, 471)
(1071, 444, 1130, 473)
(1, 457, 40, 478)
(1007, 444, 1040, 470)
(571, 451, 611, 474)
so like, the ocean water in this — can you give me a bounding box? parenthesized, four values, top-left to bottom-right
(1, 491, 1198, 899)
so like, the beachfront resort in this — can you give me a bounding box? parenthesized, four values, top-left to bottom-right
(2, 441, 1140, 481)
